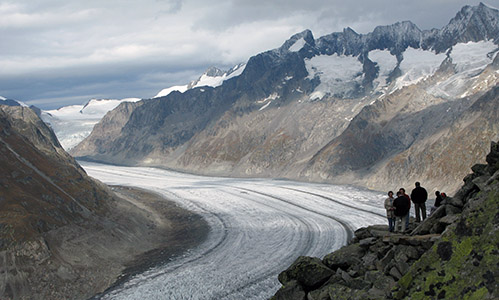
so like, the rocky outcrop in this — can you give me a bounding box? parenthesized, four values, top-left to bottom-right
(272, 141, 499, 299)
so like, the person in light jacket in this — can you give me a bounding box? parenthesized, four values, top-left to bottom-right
(385, 191, 396, 232)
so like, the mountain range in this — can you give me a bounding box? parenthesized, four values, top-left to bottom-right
(71, 3, 499, 194)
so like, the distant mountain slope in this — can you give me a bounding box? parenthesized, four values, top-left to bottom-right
(72, 3, 499, 194)
(41, 98, 141, 150)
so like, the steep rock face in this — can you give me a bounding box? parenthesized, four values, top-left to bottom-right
(305, 78, 499, 193)
(71, 100, 144, 162)
(428, 3, 499, 52)
(272, 142, 499, 300)
(71, 4, 499, 194)
(0, 106, 112, 247)
(0, 105, 115, 297)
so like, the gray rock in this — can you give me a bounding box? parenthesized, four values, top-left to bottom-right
(361, 252, 378, 270)
(412, 205, 446, 235)
(389, 266, 403, 280)
(377, 249, 395, 272)
(396, 260, 410, 275)
(371, 272, 396, 291)
(445, 204, 462, 215)
(485, 141, 499, 173)
(443, 196, 464, 208)
(439, 214, 461, 225)
(366, 287, 387, 299)
(307, 286, 331, 300)
(359, 237, 377, 247)
(272, 280, 306, 300)
(322, 243, 365, 271)
(279, 256, 334, 289)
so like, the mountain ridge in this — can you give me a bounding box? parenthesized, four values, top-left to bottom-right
(71, 3, 499, 194)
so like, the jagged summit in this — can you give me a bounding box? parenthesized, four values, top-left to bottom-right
(70, 3, 498, 195)
(276, 3, 498, 58)
(280, 29, 315, 53)
(431, 2, 499, 52)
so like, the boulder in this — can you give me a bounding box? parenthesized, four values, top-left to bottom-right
(307, 286, 331, 300)
(272, 280, 306, 300)
(411, 205, 446, 235)
(376, 248, 395, 272)
(322, 243, 365, 271)
(278, 256, 334, 290)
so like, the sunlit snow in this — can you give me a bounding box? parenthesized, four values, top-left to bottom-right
(154, 85, 189, 98)
(193, 65, 246, 89)
(427, 41, 498, 99)
(81, 162, 386, 300)
(41, 98, 140, 150)
(305, 54, 363, 100)
(289, 37, 306, 52)
(154, 65, 246, 98)
(394, 47, 447, 90)
(368, 50, 398, 90)
(450, 40, 498, 73)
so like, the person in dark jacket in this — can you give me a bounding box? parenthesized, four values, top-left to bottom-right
(410, 182, 428, 222)
(399, 187, 411, 228)
(430, 191, 444, 215)
(393, 191, 410, 233)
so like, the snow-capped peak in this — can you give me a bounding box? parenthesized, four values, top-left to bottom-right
(0, 97, 28, 107)
(41, 97, 141, 150)
(154, 63, 246, 98)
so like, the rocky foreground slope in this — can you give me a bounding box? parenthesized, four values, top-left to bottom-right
(0, 106, 207, 299)
(272, 141, 499, 299)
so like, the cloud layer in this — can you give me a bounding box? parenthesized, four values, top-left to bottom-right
(0, 0, 487, 109)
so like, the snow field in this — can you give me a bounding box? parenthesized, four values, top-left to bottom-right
(82, 162, 386, 299)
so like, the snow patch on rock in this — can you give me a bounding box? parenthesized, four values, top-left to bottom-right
(394, 48, 447, 90)
(306, 54, 364, 100)
(368, 50, 398, 90)
(289, 37, 306, 52)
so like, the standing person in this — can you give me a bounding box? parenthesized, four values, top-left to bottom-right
(384, 191, 396, 232)
(393, 191, 410, 233)
(410, 182, 428, 222)
(399, 188, 411, 229)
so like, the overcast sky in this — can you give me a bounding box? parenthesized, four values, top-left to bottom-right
(0, 0, 494, 109)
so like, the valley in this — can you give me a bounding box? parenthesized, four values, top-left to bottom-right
(80, 162, 386, 299)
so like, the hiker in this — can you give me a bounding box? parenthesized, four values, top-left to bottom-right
(384, 191, 396, 232)
(430, 191, 443, 215)
(410, 181, 428, 222)
(393, 191, 410, 233)
(399, 188, 411, 229)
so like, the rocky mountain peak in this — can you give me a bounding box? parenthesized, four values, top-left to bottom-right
(204, 66, 225, 77)
(71, 3, 498, 197)
(279, 29, 316, 54)
(432, 2, 499, 52)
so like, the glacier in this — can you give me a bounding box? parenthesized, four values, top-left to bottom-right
(81, 162, 387, 299)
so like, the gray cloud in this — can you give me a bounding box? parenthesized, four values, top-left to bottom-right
(0, 0, 488, 109)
